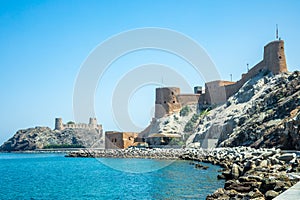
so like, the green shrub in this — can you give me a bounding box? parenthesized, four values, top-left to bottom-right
(173, 115, 179, 121)
(163, 120, 169, 125)
(67, 121, 75, 125)
(180, 106, 190, 116)
(168, 138, 185, 146)
(191, 114, 200, 123)
(184, 121, 194, 132)
(200, 109, 209, 116)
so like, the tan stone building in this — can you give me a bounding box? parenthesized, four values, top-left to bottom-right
(105, 131, 138, 149)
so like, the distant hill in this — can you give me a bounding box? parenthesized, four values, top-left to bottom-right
(0, 127, 103, 151)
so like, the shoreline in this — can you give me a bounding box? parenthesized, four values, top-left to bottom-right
(67, 147, 300, 199)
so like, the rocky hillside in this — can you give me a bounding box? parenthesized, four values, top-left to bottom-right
(139, 104, 201, 141)
(0, 127, 104, 151)
(187, 71, 300, 150)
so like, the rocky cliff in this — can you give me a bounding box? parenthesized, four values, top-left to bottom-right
(187, 71, 300, 150)
(139, 104, 200, 141)
(0, 127, 103, 151)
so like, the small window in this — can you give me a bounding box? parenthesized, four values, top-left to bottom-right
(173, 101, 175, 103)
(279, 56, 282, 59)
(281, 46, 283, 49)
(171, 92, 174, 95)
(164, 101, 166, 104)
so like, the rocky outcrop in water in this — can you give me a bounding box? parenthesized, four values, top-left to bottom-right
(0, 127, 103, 151)
(187, 71, 300, 150)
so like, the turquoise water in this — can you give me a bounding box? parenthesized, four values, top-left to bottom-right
(0, 153, 224, 200)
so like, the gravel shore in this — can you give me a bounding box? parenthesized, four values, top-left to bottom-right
(67, 147, 300, 199)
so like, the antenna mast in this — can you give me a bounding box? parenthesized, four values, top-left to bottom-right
(276, 24, 279, 40)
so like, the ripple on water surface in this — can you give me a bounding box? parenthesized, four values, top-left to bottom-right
(0, 153, 224, 200)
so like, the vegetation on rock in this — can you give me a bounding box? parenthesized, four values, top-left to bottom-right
(180, 106, 190, 116)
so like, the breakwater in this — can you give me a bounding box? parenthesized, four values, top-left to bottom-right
(67, 147, 300, 199)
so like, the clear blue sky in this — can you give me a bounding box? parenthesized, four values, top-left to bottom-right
(1, 0, 300, 144)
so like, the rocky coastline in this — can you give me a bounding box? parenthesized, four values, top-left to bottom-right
(67, 147, 300, 200)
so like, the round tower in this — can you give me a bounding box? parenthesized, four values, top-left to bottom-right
(263, 40, 287, 74)
(55, 118, 63, 130)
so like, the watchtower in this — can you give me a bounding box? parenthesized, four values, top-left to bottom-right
(263, 40, 287, 74)
(55, 118, 63, 130)
(89, 117, 97, 128)
(155, 87, 181, 118)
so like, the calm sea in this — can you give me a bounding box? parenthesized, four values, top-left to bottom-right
(0, 153, 224, 200)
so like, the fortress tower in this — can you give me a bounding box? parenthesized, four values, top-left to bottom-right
(155, 87, 181, 118)
(263, 40, 287, 74)
(89, 117, 97, 128)
(55, 118, 63, 130)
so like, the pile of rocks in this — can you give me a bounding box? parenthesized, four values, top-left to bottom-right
(180, 147, 300, 200)
(67, 148, 184, 159)
(68, 147, 300, 199)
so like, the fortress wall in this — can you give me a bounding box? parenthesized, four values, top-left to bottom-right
(205, 81, 235, 104)
(63, 124, 102, 129)
(54, 118, 103, 131)
(241, 60, 266, 84)
(177, 94, 201, 106)
(224, 60, 266, 98)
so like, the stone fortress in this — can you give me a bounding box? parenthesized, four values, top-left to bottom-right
(155, 40, 287, 118)
(54, 117, 103, 134)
